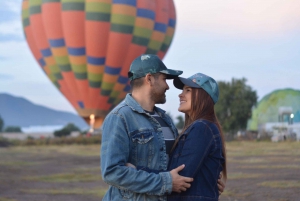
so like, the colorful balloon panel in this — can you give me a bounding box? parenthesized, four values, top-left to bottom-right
(21, 0, 176, 127)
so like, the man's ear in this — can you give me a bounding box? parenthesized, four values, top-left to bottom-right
(145, 74, 152, 85)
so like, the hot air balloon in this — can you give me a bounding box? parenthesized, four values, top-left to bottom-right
(21, 0, 176, 128)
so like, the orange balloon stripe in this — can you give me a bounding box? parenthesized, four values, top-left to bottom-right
(42, 1, 81, 108)
(29, 13, 58, 80)
(61, 10, 90, 108)
(87, 64, 105, 74)
(85, 21, 110, 57)
(51, 47, 68, 56)
(105, 33, 133, 68)
(88, 88, 100, 108)
(135, 18, 154, 30)
(61, 12, 86, 47)
(42, 3, 64, 38)
(107, 0, 156, 101)
(68, 55, 86, 65)
(58, 79, 77, 108)
(112, 5, 136, 16)
(154, 0, 169, 24)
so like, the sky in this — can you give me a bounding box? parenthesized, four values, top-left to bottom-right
(0, 0, 300, 121)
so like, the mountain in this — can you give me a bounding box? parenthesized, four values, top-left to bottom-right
(0, 93, 88, 129)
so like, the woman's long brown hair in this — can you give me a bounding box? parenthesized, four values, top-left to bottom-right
(173, 88, 227, 180)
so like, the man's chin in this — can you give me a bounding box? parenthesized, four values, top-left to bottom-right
(156, 99, 166, 104)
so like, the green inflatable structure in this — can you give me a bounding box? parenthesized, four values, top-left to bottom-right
(247, 88, 300, 131)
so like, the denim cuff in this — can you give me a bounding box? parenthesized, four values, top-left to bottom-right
(159, 172, 172, 195)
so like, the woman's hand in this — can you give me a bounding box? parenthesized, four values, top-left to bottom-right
(218, 173, 226, 195)
(126, 163, 136, 169)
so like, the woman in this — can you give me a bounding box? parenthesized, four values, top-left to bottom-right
(167, 72, 227, 200)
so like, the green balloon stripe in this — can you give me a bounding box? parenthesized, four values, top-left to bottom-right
(22, 18, 30, 27)
(62, 2, 84, 11)
(88, 72, 103, 82)
(89, 81, 101, 88)
(85, 2, 111, 13)
(42, 0, 60, 3)
(132, 36, 149, 46)
(74, 72, 87, 79)
(86, 12, 110, 22)
(29, 5, 41, 14)
(111, 24, 134, 34)
(58, 64, 72, 71)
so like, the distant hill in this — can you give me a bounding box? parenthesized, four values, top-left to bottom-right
(0, 93, 88, 129)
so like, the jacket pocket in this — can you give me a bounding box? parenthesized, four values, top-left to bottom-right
(131, 131, 154, 144)
(131, 131, 155, 165)
(119, 188, 134, 199)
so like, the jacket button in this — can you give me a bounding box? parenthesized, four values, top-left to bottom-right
(160, 147, 163, 151)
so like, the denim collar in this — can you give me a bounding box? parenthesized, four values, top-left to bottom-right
(124, 93, 166, 115)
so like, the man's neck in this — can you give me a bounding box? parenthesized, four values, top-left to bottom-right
(131, 91, 155, 112)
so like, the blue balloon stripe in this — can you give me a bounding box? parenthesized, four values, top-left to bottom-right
(105, 66, 121, 75)
(124, 84, 131, 92)
(168, 19, 176, 28)
(113, 0, 136, 6)
(137, 8, 155, 20)
(117, 76, 128, 84)
(41, 48, 52, 57)
(87, 56, 106, 65)
(67, 47, 86, 56)
(39, 58, 46, 67)
(154, 22, 167, 33)
(49, 38, 65, 47)
(78, 101, 84, 108)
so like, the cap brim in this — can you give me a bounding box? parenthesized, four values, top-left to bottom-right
(173, 77, 201, 89)
(160, 69, 183, 79)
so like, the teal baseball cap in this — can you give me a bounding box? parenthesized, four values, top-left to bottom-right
(173, 73, 219, 104)
(128, 54, 183, 80)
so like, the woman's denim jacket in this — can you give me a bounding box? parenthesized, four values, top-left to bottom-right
(167, 120, 225, 201)
(101, 94, 179, 201)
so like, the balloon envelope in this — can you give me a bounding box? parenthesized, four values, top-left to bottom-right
(21, 0, 176, 127)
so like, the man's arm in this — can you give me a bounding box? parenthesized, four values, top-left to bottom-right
(101, 113, 192, 195)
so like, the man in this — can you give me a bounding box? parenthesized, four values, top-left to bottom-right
(101, 54, 223, 201)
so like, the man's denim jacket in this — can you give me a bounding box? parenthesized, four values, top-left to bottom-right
(101, 94, 179, 201)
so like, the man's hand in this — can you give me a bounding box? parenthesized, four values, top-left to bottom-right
(217, 173, 225, 195)
(170, 164, 193, 193)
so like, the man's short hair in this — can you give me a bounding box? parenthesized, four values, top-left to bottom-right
(130, 73, 161, 89)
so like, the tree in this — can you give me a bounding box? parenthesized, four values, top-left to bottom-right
(4, 126, 22, 133)
(54, 123, 81, 137)
(0, 115, 4, 132)
(175, 115, 184, 130)
(215, 78, 257, 137)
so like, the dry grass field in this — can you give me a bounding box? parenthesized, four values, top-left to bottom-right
(0, 141, 299, 201)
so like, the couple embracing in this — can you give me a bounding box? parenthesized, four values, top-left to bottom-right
(100, 54, 227, 201)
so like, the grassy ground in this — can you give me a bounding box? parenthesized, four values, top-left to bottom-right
(0, 141, 299, 201)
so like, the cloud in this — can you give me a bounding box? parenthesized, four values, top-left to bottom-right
(0, 20, 23, 39)
(174, 0, 300, 38)
(0, 74, 14, 80)
(0, 40, 29, 59)
(1, 0, 22, 14)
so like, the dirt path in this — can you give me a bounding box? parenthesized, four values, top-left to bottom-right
(0, 142, 299, 201)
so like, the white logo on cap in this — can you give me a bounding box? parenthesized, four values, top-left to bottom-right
(209, 80, 216, 92)
(141, 55, 151, 61)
